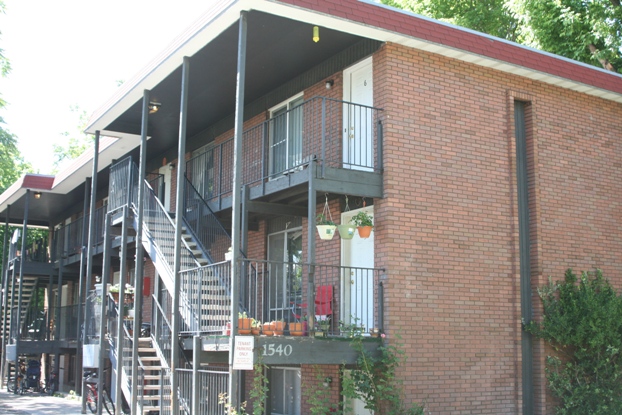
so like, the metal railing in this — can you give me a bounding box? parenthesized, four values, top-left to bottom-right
(20, 307, 48, 341)
(51, 205, 106, 263)
(108, 157, 136, 213)
(186, 96, 383, 206)
(6, 231, 50, 263)
(178, 259, 384, 336)
(58, 304, 80, 341)
(178, 368, 228, 415)
(151, 293, 172, 368)
(183, 176, 231, 264)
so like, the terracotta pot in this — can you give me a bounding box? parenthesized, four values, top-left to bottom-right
(289, 322, 305, 336)
(251, 327, 261, 335)
(357, 226, 373, 239)
(263, 322, 274, 336)
(111, 292, 120, 303)
(267, 321, 286, 336)
(238, 318, 253, 335)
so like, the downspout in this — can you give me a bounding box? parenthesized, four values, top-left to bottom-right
(76, 177, 91, 397)
(229, 11, 247, 411)
(307, 166, 316, 332)
(16, 190, 31, 362)
(171, 56, 190, 415)
(131, 89, 149, 414)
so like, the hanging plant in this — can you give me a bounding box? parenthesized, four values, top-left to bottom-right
(317, 195, 337, 240)
(338, 196, 356, 240)
(351, 210, 374, 239)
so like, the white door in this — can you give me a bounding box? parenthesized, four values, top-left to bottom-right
(343, 57, 374, 172)
(343, 370, 375, 415)
(158, 164, 172, 211)
(341, 207, 374, 332)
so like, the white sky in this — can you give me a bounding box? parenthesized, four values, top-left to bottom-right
(0, 0, 210, 174)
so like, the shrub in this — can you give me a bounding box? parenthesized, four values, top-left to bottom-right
(525, 269, 622, 415)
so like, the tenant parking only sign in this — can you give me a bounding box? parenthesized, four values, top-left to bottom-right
(233, 336, 255, 370)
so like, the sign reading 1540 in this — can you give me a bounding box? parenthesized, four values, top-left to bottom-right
(262, 343, 293, 357)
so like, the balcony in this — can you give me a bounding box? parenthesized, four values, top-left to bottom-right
(51, 205, 107, 265)
(186, 96, 384, 212)
(179, 259, 385, 365)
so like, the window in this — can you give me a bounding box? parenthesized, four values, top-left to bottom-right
(189, 143, 215, 200)
(269, 367, 301, 415)
(269, 94, 304, 177)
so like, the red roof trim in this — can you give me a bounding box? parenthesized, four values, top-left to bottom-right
(277, 0, 622, 95)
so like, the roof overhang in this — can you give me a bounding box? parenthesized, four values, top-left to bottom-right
(85, 0, 622, 139)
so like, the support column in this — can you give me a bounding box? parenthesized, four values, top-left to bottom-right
(131, 89, 150, 414)
(171, 56, 190, 415)
(0, 204, 10, 386)
(96, 212, 112, 415)
(307, 167, 316, 330)
(76, 177, 91, 397)
(115, 205, 129, 413)
(15, 190, 31, 362)
(229, 11, 247, 411)
(81, 131, 99, 411)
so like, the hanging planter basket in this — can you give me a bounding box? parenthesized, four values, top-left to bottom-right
(337, 224, 356, 240)
(317, 225, 337, 240)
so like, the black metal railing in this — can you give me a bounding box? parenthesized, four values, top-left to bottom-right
(185, 96, 383, 206)
(51, 205, 106, 263)
(58, 304, 81, 341)
(178, 367, 228, 415)
(151, 293, 172, 368)
(178, 259, 384, 336)
(183, 177, 231, 264)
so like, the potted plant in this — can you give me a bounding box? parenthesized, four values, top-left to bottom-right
(264, 320, 286, 336)
(351, 210, 374, 239)
(289, 316, 307, 336)
(251, 319, 262, 335)
(238, 312, 253, 335)
(124, 284, 135, 304)
(316, 214, 337, 240)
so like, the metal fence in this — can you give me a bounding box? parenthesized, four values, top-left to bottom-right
(178, 368, 228, 415)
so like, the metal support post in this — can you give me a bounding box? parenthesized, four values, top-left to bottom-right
(192, 336, 200, 415)
(16, 190, 31, 362)
(229, 11, 248, 411)
(115, 205, 129, 413)
(96, 212, 112, 415)
(76, 177, 91, 396)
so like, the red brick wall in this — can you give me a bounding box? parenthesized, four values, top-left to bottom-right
(374, 42, 622, 414)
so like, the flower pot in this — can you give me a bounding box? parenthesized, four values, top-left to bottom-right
(289, 322, 306, 336)
(111, 292, 120, 303)
(337, 224, 356, 240)
(316, 225, 337, 240)
(357, 226, 373, 239)
(369, 328, 380, 338)
(272, 321, 286, 336)
(238, 317, 253, 335)
(263, 322, 274, 336)
(251, 327, 261, 335)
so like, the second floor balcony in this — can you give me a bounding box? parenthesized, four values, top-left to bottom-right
(186, 96, 384, 212)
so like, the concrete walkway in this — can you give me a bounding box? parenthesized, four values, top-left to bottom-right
(0, 389, 84, 415)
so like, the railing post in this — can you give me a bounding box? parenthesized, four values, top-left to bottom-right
(321, 97, 326, 178)
(377, 119, 383, 171)
(218, 143, 224, 210)
(192, 335, 200, 415)
(378, 280, 384, 333)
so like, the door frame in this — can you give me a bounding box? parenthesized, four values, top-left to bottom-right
(343, 56, 374, 171)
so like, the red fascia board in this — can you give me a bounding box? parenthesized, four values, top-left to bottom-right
(0, 174, 54, 207)
(278, 0, 622, 95)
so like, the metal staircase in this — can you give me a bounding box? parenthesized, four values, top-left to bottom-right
(108, 157, 233, 413)
(2, 272, 39, 345)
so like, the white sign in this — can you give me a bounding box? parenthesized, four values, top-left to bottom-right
(233, 336, 255, 370)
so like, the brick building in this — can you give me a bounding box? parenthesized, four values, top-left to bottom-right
(1, 1, 622, 414)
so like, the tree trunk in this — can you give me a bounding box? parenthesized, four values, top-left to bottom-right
(588, 44, 616, 72)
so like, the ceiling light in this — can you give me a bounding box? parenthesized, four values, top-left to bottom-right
(148, 102, 161, 114)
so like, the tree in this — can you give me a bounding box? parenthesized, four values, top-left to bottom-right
(51, 105, 93, 173)
(381, 0, 622, 72)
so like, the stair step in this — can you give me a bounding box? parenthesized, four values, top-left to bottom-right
(137, 385, 165, 390)
(140, 356, 161, 361)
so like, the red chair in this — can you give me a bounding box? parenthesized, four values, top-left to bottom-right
(290, 285, 333, 322)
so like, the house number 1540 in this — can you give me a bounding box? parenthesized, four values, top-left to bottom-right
(262, 343, 293, 357)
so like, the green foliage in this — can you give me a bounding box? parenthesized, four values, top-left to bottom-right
(0, 118, 30, 192)
(525, 269, 622, 415)
(342, 335, 425, 415)
(381, 0, 622, 72)
(52, 105, 94, 173)
(219, 361, 268, 415)
(303, 366, 341, 415)
(350, 211, 373, 227)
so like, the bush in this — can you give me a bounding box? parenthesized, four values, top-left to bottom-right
(525, 269, 622, 415)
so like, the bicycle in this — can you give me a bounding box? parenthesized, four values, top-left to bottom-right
(84, 370, 114, 415)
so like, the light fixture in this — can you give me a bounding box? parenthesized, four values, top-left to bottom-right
(148, 101, 161, 114)
(34, 192, 42, 199)
(313, 26, 320, 43)
(325, 79, 334, 90)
